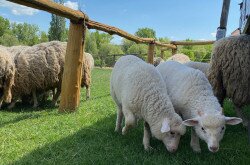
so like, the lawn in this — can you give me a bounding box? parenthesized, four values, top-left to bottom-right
(0, 68, 249, 165)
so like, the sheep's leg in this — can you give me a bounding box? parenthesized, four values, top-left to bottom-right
(115, 105, 123, 132)
(143, 121, 152, 151)
(8, 98, 17, 109)
(122, 106, 136, 135)
(235, 106, 248, 127)
(32, 90, 38, 108)
(190, 128, 201, 153)
(86, 86, 90, 100)
(0, 98, 3, 109)
(51, 88, 61, 106)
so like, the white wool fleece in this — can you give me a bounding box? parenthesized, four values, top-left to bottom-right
(110, 55, 185, 153)
(157, 61, 242, 153)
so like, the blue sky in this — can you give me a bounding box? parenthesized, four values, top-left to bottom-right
(0, 0, 242, 44)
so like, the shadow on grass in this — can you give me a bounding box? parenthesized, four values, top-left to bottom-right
(13, 115, 250, 165)
(0, 100, 58, 113)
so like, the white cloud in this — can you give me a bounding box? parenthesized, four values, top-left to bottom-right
(0, 0, 38, 16)
(211, 32, 216, 38)
(64, 1, 78, 10)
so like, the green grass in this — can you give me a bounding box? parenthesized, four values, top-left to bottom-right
(0, 68, 249, 165)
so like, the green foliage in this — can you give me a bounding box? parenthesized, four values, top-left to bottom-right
(40, 31, 49, 43)
(0, 33, 19, 46)
(11, 23, 40, 46)
(0, 69, 249, 164)
(48, 0, 67, 41)
(0, 16, 10, 37)
(99, 43, 124, 66)
(135, 27, 156, 39)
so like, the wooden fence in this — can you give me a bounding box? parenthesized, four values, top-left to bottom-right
(7, 0, 215, 112)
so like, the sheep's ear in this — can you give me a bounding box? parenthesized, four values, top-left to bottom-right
(161, 118, 170, 133)
(225, 117, 242, 125)
(182, 118, 199, 126)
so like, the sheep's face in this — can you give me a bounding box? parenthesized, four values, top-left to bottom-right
(153, 117, 186, 153)
(183, 113, 242, 153)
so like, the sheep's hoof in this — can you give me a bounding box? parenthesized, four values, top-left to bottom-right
(122, 127, 128, 135)
(144, 144, 153, 151)
(7, 104, 15, 109)
(114, 127, 121, 133)
(242, 120, 248, 127)
(33, 104, 38, 108)
(191, 145, 201, 153)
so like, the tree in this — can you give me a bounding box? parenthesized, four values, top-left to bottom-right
(0, 33, 19, 46)
(0, 16, 10, 37)
(40, 31, 49, 43)
(48, 0, 67, 41)
(11, 22, 40, 45)
(135, 27, 156, 39)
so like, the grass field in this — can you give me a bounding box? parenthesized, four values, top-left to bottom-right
(0, 68, 249, 165)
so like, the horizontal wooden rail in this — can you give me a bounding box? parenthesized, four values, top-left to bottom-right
(7, 0, 89, 22)
(170, 40, 215, 45)
(7, 0, 176, 49)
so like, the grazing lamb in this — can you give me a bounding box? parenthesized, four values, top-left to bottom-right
(110, 55, 186, 153)
(0, 47, 15, 108)
(184, 61, 210, 77)
(167, 54, 190, 64)
(157, 61, 242, 153)
(153, 57, 164, 66)
(8, 41, 66, 108)
(208, 35, 250, 126)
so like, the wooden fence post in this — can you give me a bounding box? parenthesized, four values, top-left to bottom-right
(160, 50, 164, 59)
(147, 43, 155, 64)
(172, 47, 177, 55)
(59, 21, 86, 112)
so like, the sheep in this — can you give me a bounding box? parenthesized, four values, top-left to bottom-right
(8, 41, 66, 108)
(156, 61, 242, 153)
(81, 52, 94, 99)
(167, 53, 190, 64)
(184, 61, 210, 77)
(110, 55, 186, 153)
(153, 57, 164, 66)
(0, 47, 15, 108)
(208, 35, 250, 126)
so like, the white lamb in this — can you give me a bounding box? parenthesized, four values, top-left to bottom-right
(110, 55, 186, 153)
(156, 61, 242, 153)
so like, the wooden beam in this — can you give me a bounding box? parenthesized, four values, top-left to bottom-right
(59, 22, 86, 112)
(147, 43, 155, 64)
(219, 0, 231, 29)
(216, 0, 231, 40)
(7, 0, 88, 22)
(170, 40, 215, 45)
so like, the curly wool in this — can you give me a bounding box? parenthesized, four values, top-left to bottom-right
(208, 35, 250, 107)
(185, 61, 210, 77)
(167, 54, 190, 64)
(81, 52, 94, 89)
(157, 61, 221, 119)
(12, 41, 66, 99)
(0, 47, 15, 104)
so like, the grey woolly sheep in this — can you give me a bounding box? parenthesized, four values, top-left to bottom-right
(153, 57, 164, 66)
(208, 35, 250, 126)
(0, 47, 15, 108)
(8, 41, 66, 108)
(111, 55, 186, 153)
(157, 61, 242, 152)
(185, 61, 210, 77)
(167, 54, 190, 64)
